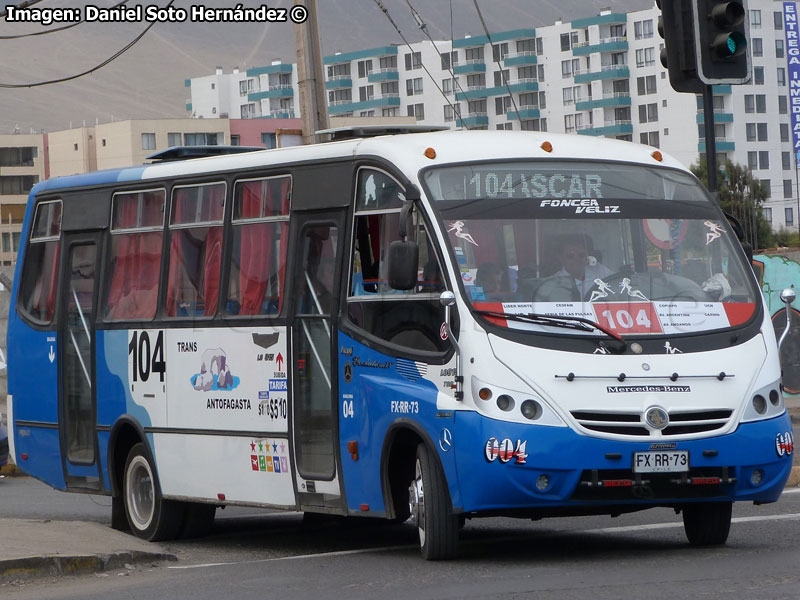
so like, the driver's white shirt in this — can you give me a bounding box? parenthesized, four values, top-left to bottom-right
(555, 263, 613, 298)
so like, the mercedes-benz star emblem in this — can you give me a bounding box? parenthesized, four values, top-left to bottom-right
(645, 406, 669, 430)
(439, 428, 453, 452)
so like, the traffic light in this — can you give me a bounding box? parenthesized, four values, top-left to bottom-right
(657, 0, 704, 93)
(692, 0, 751, 83)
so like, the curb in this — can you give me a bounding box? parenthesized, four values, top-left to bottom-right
(0, 550, 177, 581)
(0, 463, 21, 476)
(787, 466, 800, 487)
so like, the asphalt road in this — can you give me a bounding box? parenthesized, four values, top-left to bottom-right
(2, 477, 800, 600)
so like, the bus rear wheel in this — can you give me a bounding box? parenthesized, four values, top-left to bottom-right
(408, 443, 459, 560)
(123, 443, 184, 541)
(682, 502, 732, 546)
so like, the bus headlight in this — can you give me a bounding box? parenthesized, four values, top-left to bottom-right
(521, 400, 543, 420)
(470, 375, 566, 427)
(741, 380, 784, 423)
(496, 395, 515, 412)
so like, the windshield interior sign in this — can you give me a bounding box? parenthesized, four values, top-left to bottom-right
(539, 198, 620, 213)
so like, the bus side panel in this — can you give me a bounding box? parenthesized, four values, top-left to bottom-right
(7, 320, 64, 488)
(453, 411, 793, 513)
(337, 333, 462, 515)
(95, 329, 151, 490)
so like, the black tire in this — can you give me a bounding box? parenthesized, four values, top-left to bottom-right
(683, 502, 732, 546)
(123, 443, 184, 541)
(179, 502, 216, 539)
(409, 443, 459, 560)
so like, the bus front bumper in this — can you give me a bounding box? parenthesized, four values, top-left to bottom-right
(453, 411, 794, 514)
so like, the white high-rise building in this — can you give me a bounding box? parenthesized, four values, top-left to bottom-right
(187, 0, 799, 231)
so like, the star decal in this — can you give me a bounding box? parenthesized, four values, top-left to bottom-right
(250, 441, 256, 452)
(272, 441, 278, 453)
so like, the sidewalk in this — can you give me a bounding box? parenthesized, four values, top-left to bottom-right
(0, 518, 175, 581)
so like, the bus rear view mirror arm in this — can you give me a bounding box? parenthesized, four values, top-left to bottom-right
(779, 287, 795, 349)
(440, 291, 463, 401)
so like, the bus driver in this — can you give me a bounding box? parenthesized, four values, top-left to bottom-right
(554, 237, 612, 299)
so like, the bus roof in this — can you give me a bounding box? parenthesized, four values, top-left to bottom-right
(31, 130, 689, 196)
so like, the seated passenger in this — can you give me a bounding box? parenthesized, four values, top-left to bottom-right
(474, 262, 506, 300)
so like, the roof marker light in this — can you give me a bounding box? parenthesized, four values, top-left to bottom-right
(540, 141, 553, 153)
(652, 150, 663, 162)
(424, 147, 437, 159)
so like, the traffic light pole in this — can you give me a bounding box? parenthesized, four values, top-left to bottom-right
(703, 84, 718, 194)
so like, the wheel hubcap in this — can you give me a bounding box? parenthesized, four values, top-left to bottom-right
(408, 458, 425, 545)
(126, 456, 155, 530)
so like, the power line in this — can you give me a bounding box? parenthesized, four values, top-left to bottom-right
(0, 0, 175, 88)
(0, 0, 127, 40)
(0, 0, 46, 20)
(404, 0, 470, 128)
(470, 0, 522, 124)
(369, 0, 468, 129)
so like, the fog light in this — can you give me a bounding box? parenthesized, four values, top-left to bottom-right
(750, 468, 764, 486)
(753, 394, 767, 415)
(769, 389, 780, 406)
(521, 400, 542, 420)
(496, 394, 515, 412)
(478, 387, 492, 401)
(536, 474, 551, 491)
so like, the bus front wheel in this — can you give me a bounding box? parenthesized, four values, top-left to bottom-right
(409, 443, 459, 560)
(682, 502, 732, 546)
(123, 443, 184, 541)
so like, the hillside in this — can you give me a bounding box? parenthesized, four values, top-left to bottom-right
(0, 0, 653, 133)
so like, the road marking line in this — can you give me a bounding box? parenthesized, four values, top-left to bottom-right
(169, 512, 800, 569)
(582, 513, 800, 534)
(168, 545, 414, 569)
(782, 487, 800, 495)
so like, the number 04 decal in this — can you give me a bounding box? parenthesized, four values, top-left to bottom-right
(128, 330, 166, 382)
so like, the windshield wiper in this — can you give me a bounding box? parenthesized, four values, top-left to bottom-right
(474, 310, 627, 352)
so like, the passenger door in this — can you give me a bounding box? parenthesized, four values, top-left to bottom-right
(290, 211, 346, 509)
(59, 233, 102, 490)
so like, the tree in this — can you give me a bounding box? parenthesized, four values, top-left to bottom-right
(690, 157, 774, 250)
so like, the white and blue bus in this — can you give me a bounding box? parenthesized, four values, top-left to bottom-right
(7, 131, 794, 559)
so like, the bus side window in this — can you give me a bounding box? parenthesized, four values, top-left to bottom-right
(227, 176, 290, 316)
(166, 182, 226, 318)
(18, 200, 62, 323)
(105, 189, 165, 321)
(347, 168, 447, 353)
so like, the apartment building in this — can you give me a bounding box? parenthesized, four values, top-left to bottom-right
(0, 133, 45, 264)
(187, 62, 299, 121)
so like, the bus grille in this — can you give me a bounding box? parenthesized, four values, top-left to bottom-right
(570, 409, 733, 438)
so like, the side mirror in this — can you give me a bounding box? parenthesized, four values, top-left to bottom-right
(723, 211, 745, 242)
(741, 241, 754, 266)
(387, 239, 418, 290)
(387, 199, 418, 290)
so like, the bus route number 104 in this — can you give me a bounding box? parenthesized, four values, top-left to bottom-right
(128, 330, 166, 383)
(592, 302, 664, 334)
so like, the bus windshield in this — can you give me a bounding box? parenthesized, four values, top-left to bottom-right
(423, 160, 759, 337)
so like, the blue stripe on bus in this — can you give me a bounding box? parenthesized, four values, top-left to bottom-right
(31, 166, 147, 195)
(337, 332, 458, 515)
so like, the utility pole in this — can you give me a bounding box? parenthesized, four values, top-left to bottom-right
(293, 0, 328, 145)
